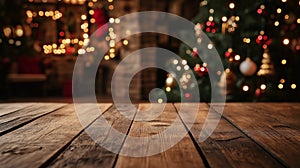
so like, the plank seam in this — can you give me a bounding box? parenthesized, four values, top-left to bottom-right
(173, 103, 211, 168)
(0, 105, 68, 137)
(209, 104, 288, 168)
(111, 104, 138, 168)
(39, 104, 113, 168)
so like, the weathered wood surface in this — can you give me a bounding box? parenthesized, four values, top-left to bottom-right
(175, 103, 283, 168)
(211, 103, 300, 168)
(0, 103, 33, 117)
(116, 103, 205, 168)
(0, 103, 111, 168)
(0, 103, 298, 168)
(0, 103, 66, 136)
(48, 104, 135, 168)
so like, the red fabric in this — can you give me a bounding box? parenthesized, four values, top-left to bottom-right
(18, 56, 42, 74)
(94, 8, 109, 37)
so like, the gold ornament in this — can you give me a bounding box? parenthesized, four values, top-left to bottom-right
(219, 69, 237, 96)
(257, 49, 274, 76)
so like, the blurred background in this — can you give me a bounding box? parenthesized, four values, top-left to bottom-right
(0, 0, 299, 102)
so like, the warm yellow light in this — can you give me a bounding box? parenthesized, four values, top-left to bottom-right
(157, 98, 163, 104)
(209, 9, 214, 14)
(166, 77, 173, 85)
(282, 0, 287, 2)
(281, 59, 287, 65)
(83, 33, 89, 39)
(229, 2, 235, 9)
(222, 16, 228, 22)
(283, 38, 290, 45)
(104, 55, 110, 60)
(108, 0, 113, 2)
(297, 18, 300, 24)
(15, 26, 24, 37)
(166, 87, 171, 92)
(284, 15, 289, 20)
(291, 84, 296, 89)
(235, 16, 240, 21)
(182, 60, 187, 65)
(110, 53, 115, 58)
(109, 18, 115, 23)
(123, 40, 129, 46)
(243, 85, 249, 92)
(207, 44, 213, 49)
(260, 84, 267, 90)
(278, 84, 284, 89)
(274, 21, 280, 26)
(173, 60, 179, 65)
(89, 10, 95, 15)
(280, 79, 286, 83)
(90, 18, 96, 23)
(88, 2, 94, 7)
(234, 55, 241, 61)
(108, 5, 114, 10)
(115, 18, 120, 24)
(39, 11, 44, 16)
(277, 8, 282, 14)
(81, 15, 87, 20)
(3, 27, 12, 37)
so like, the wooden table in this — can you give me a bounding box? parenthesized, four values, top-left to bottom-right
(0, 103, 299, 168)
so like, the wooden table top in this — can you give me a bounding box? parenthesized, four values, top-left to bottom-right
(0, 102, 299, 168)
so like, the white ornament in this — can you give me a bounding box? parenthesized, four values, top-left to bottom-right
(239, 57, 257, 76)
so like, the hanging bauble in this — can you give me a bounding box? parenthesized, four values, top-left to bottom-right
(218, 69, 237, 96)
(239, 57, 257, 76)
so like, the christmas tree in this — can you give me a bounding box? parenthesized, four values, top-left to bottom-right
(163, 0, 300, 102)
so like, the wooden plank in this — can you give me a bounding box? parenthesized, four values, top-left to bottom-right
(48, 104, 136, 168)
(0, 103, 33, 117)
(115, 103, 205, 168)
(0, 103, 111, 168)
(175, 103, 283, 168)
(212, 103, 300, 168)
(0, 103, 66, 136)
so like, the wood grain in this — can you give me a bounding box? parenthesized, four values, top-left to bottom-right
(48, 104, 136, 168)
(0, 103, 66, 136)
(213, 103, 300, 168)
(115, 103, 205, 168)
(0, 103, 33, 117)
(0, 103, 111, 168)
(175, 103, 283, 168)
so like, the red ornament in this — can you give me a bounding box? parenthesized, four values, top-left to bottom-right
(255, 88, 262, 98)
(205, 21, 217, 33)
(192, 48, 199, 58)
(194, 64, 208, 77)
(94, 8, 109, 37)
(256, 34, 272, 46)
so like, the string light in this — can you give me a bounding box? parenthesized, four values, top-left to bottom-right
(260, 84, 267, 90)
(229, 2, 235, 9)
(291, 84, 297, 89)
(157, 98, 164, 104)
(281, 59, 287, 65)
(243, 85, 250, 92)
(283, 38, 290, 45)
(278, 84, 284, 89)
